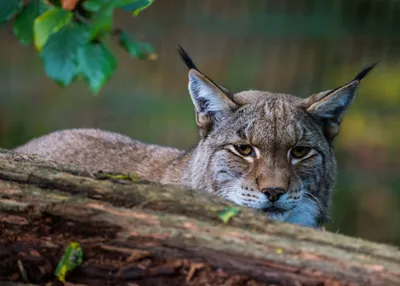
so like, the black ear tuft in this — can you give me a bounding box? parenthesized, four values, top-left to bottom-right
(323, 62, 378, 97)
(178, 45, 234, 98)
(353, 62, 378, 82)
(177, 45, 198, 71)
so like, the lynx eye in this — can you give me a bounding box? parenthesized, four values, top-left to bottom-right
(234, 144, 255, 157)
(290, 146, 311, 159)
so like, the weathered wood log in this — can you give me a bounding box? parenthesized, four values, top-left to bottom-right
(0, 149, 399, 286)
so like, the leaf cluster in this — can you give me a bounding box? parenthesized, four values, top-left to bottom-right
(1, 0, 156, 94)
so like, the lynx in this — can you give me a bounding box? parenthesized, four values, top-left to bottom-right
(15, 47, 376, 228)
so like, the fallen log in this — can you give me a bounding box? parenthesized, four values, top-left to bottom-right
(0, 149, 399, 286)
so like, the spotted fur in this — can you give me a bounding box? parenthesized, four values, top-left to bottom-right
(15, 48, 376, 228)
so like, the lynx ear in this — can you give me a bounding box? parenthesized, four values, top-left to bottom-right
(178, 46, 238, 137)
(303, 63, 377, 140)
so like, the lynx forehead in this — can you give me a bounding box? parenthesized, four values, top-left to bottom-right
(14, 46, 376, 228)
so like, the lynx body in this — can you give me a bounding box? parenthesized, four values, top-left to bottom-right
(15, 48, 375, 228)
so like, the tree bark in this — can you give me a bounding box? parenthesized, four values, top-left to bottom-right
(0, 149, 399, 286)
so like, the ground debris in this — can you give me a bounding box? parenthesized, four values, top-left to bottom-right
(0, 217, 270, 286)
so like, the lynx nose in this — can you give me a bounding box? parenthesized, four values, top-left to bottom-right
(261, 187, 285, 202)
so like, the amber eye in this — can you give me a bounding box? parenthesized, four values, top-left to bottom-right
(234, 144, 255, 157)
(291, 146, 311, 159)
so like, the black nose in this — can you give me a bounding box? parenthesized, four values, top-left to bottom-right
(262, 187, 285, 202)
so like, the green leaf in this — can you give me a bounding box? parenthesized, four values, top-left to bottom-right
(0, 0, 22, 24)
(77, 42, 117, 94)
(13, 0, 50, 45)
(55, 242, 83, 283)
(82, 0, 106, 13)
(119, 0, 153, 16)
(218, 207, 240, 224)
(119, 31, 157, 60)
(82, 0, 122, 12)
(34, 8, 72, 51)
(88, 3, 114, 40)
(41, 23, 89, 86)
(82, 0, 153, 17)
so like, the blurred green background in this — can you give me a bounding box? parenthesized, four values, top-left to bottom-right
(0, 0, 399, 245)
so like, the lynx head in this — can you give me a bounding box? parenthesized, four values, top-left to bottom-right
(178, 46, 376, 228)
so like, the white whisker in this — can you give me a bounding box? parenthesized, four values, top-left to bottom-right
(303, 191, 323, 212)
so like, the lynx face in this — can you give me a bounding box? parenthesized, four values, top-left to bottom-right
(179, 47, 375, 228)
(190, 93, 336, 227)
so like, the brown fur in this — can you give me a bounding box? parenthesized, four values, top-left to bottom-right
(15, 49, 376, 228)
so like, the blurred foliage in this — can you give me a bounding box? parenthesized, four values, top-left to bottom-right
(0, 0, 156, 93)
(219, 207, 240, 224)
(54, 242, 83, 283)
(0, 0, 399, 245)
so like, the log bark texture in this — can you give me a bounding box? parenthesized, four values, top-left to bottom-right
(0, 149, 399, 286)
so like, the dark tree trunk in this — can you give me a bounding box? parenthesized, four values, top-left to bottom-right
(0, 149, 399, 286)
